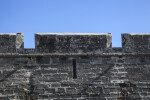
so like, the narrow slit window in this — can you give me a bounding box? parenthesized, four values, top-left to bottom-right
(73, 59, 77, 79)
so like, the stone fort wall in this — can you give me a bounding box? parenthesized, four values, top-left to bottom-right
(0, 33, 150, 100)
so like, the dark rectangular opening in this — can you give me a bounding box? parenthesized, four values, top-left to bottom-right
(72, 59, 77, 79)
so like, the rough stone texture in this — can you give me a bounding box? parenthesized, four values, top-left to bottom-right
(35, 33, 112, 53)
(122, 33, 150, 53)
(0, 33, 150, 100)
(0, 33, 24, 53)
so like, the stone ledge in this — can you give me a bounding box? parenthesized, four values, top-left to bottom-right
(0, 53, 149, 57)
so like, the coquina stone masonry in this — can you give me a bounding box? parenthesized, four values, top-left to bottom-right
(0, 33, 150, 100)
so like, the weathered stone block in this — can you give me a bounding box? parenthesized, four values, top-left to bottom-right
(35, 33, 112, 53)
(122, 33, 150, 52)
(0, 33, 24, 53)
(36, 57, 50, 64)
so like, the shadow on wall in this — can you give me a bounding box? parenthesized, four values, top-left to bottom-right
(0, 65, 20, 82)
(0, 64, 37, 100)
(78, 64, 113, 94)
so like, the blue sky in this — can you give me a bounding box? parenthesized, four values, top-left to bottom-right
(0, 0, 150, 48)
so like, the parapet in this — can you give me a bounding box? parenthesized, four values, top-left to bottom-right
(1, 33, 150, 54)
(35, 33, 112, 53)
(122, 33, 150, 53)
(0, 33, 24, 53)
